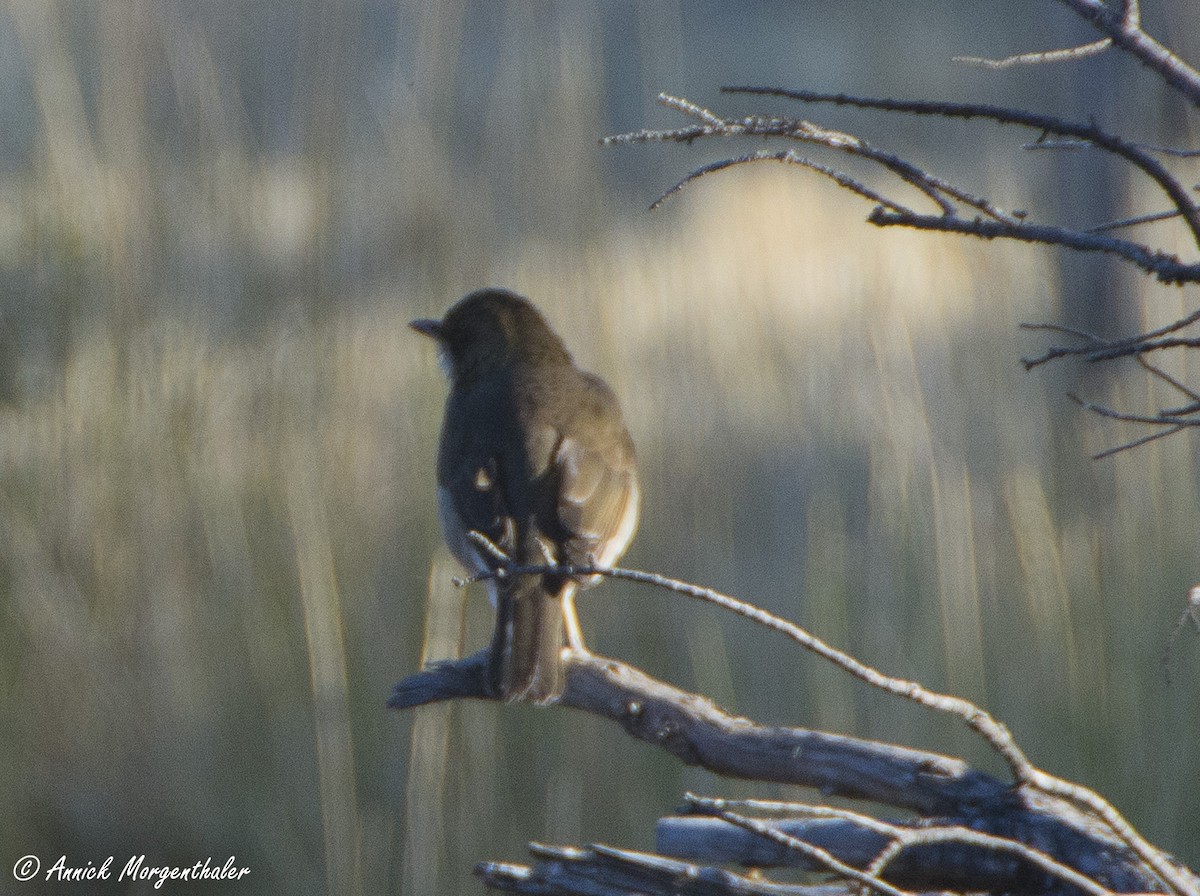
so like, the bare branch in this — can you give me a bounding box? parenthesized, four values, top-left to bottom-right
(1086, 334, 1200, 361)
(868, 208, 1199, 284)
(604, 10, 1200, 458)
(399, 543, 1197, 896)
(1021, 309, 1200, 369)
(1137, 355, 1200, 405)
(659, 92, 727, 128)
(394, 649, 1188, 895)
(1142, 147, 1200, 158)
(606, 92, 1200, 288)
(1018, 343, 1200, 459)
(609, 94, 1021, 221)
(954, 38, 1112, 69)
(1056, 0, 1200, 105)
(1020, 321, 1105, 343)
(1067, 392, 1200, 426)
(720, 87, 1200, 248)
(1022, 140, 1200, 158)
(391, 647, 1008, 815)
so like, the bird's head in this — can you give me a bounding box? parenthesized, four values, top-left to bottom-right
(411, 288, 571, 384)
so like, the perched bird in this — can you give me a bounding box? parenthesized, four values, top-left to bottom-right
(411, 288, 640, 703)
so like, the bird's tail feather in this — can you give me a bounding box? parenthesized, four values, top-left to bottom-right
(489, 574, 565, 704)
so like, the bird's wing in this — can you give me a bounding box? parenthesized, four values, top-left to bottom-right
(543, 376, 640, 572)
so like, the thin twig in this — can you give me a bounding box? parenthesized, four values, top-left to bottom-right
(954, 38, 1112, 69)
(1138, 355, 1200, 405)
(1020, 321, 1104, 342)
(1023, 137, 1099, 151)
(1067, 384, 1197, 459)
(1023, 139, 1200, 158)
(1068, 392, 1200, 426)
(1087, 334, 1200, 361)
(1021, 308, 1200, 368)
(650, 149, 911, 213)
(607, 92, 1200, 278)
(1092, 424, 1187, 460)
(1086, 209, 1184, 233)
(660, 92, 726, 128)
(1162, 586, 1200, 684)
(610, 94, 1021, 222)
(1109, 306, 1200, 347)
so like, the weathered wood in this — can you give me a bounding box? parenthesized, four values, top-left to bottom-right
(390, 649, 1195, 894)
(390, 648, 1010, 815)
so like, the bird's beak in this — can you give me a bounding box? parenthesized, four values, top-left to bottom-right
(409, 318, 442, 340)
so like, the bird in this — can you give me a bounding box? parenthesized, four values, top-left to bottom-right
(411, 288, 640, 703)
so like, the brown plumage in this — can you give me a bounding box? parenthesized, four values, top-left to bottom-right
(412, 288, 640, 703)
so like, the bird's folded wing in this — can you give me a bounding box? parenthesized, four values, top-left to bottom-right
(552, 432, 640, 570)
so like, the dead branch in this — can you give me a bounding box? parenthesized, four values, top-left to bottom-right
(391, 548, 1199, 896)
(392, 649, 1189, 896)
(865, 207, 1197, 284)
(1021, 310, 1200, 368)
(603, 92, 1200, 282)
(719, 88, 1200, 249)
(391, 647, 1008, 815)
(602, 0, 1200, 456)
(1056, 0, 1200, 104)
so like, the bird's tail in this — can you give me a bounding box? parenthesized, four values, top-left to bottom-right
(489, 573, 567, 704)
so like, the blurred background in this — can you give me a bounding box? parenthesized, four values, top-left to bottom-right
(1, 1, 1199, 893)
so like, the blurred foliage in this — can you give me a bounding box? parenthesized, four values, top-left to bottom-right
(0, 2, 1198, 894)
